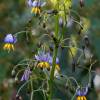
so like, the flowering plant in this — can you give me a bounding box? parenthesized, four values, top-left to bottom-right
(1, 0, 99, 100)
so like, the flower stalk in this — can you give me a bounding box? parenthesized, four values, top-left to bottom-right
(48, 45, 58, 100)
(48, 1, 59, 98)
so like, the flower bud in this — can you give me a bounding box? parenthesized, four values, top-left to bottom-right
(15, 77, 19, 83)
(16, 95, 22, 100)
(84, 35, 90, 47)
(59, 18, 63, 27)
(43, 22, 46, 28)
(79, 0, 84, 7)
(47, 10, 58, 15)
(67, 17, 73, 28)
(11, 70, 16, 77)
(93, 68, 100, 92)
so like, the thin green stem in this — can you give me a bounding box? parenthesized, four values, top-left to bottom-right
(48, 45, 58, 100)
(48, 1, 60, 99)
(14, 31, 29, 37)
(88, 60, 97, 85)
(55, 0, 59, 38)
(30, 77, 33, 100)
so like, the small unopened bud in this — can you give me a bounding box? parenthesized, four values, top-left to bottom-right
(16, 95, 22, 100)
(43, 22, 46, 28)
(67, 17, 73, 28)
(11, 70, 16, 77)
(50, 32, 58, 44)
(84, 35, 90, 47)
(47, 9, 58, 15)
(37, 42, 42, 47)
(94, 74, 100, 91)
(93, 68, 100, 92)
(65, 83, 69, 89)
(79, 0, 84, 7)
(59, 18, 63, 27)
(15, 77, 19, 83)
(50, 32, 54, 37)
(88, 83, 91, 88)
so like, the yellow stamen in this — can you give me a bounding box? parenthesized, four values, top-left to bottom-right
(31, 7, 41, 14)
(77, 96, 81, 100)
(3, 43, 14, 51)
(55, 64, 60, 71)
(31, 7, 35, 13)
(83, 96, 87, 100)
(3, 44, 8, 50)
(37, 62, 50, 70)
(81, 96, 84, 100)
(11, 44, 14, 51)
(77, 96, 87, 100)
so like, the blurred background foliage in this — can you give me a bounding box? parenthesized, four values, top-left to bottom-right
(0, 0, 100, 100)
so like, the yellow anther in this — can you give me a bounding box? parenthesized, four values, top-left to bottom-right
(3, 43, 14, 51)
(31, 7, 41, 14)
(37, 62, 50, 70)
(77, 96, 81, 100)
(55, 64, 60, 71)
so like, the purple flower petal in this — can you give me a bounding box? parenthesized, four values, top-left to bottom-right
(21, 67, 31, 81)
(32, 0, 38, 7)
(82, 86, 88, 95)
(41, 2, 46, 7)
(27, 0, 33, 7)
(76, 86, 88, 96)
(4, 34, 15, 43)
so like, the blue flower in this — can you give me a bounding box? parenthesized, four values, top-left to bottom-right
(21, 67, 31, 81)
(3, 34, 17, 51)
(35, 51, 51, 69)
(35, 51, 51, 62)
(49, 56, 59, 65)
(35, 50, 60, 72)
(27, 0, 46, 15)
(27, 0, 33, 7)
(76, 86, 88, 100)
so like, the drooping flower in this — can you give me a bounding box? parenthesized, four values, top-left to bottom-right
(35, 51, 51, 70)
(21, 67, 31, 81)
(35, 50, 60, 76)
(3, 34, 17, 51)
(27, 0, 46, 15)
(76, 86, 88, 100)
